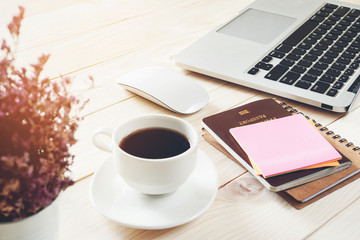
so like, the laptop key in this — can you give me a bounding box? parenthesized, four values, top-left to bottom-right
(298, 59, 312, 67)
(330, 28, 343, 35)
(325, 19, 336, 25)
(316, 10, 329, 18)
(248, 68, 259, 75)
(340, 19, 352, 26)
(286, 53, 301, 61)
(330, 45, 344, 52)
(283, 20, 319, 46)
(314, 27, 327, 35)
(348, 9, 360, 17)
(311, 81, 330, 93)
(345, 30, 357, 38)
(292, 65, 307, 74)
(308, 67, 323, 76)
(311, 15, 325, 22)
(333, 81, 344, 89)
(292, 48, 307, 55)
(276, 44, 292, 53)
(347, 46, 360, 53)
(325, 3, 338, 9)
(280, 71, 300, 85)
(265, 65, 288, 80)
(310, 48, 323, 56)
(352, 40, 360, 49)
(339, 75, 350, 82)
(295, 80, 312, 89)
(344, 15, 356, 22)
(320, 38, 333, 45)
(335, 40, 349, 48)
(262, 56, 273, 62)
(325, 50, 339, 58)
(269, 50, 286, 59)
(326, 68, 341, 77)
(280, 58, 295, 67)
(298, 42, 312, 50)
(314, 62, 329, 70)
(302, 73, 317, 82)
(327, 88, 338, 96)
(320, 74, 336, 83)
(320, 55, 334, 64)
(340, 35, 354, 43)
(335, 24, 347, 31)
(315, 43, 329, 51)
(342, 51, 355, 59)
(350, 62, 359, 69)
(263, 64, 273, 70)
(310, 32, 322, 39)
(304, 54, 318, 61)
(351, 25, 360, 33)
(304, 34, 321, 44)
(333, 6, 350, 17)
(325, 33, 338, 40)
(255, 62, 266, 69)
(331, 62, 346, 71)
(320, 23, 332, 30)
(329, 14, 341, 21)
(322, 5, 336, 12)
(255, 62, 273, 70)
(338, 57, 351, 65)
(344, 69, 354, 76)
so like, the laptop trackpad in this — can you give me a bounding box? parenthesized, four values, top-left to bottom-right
(217, 8, 296, 44)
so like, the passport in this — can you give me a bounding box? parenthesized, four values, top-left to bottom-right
(202, 98, 352, 193)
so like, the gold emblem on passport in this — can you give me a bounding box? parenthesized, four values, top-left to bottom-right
(238, 110, 250, 115)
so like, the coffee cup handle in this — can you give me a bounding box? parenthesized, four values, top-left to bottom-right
(92, 127, 113, 153)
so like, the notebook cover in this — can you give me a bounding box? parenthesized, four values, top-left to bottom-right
(201, 98, 360, 209)
(279, 101, 360, 208)
(202, 98, 350, 191)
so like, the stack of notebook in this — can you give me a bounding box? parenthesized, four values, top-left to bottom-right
(202, 98, 360, 209)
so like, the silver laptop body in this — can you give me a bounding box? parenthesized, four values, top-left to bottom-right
(174, 0, 360, 112)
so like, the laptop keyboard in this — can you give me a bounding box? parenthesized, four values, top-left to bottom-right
(248, 3, 360, 97)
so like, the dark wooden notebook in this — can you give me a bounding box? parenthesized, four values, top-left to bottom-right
(202, 98, 360, 209)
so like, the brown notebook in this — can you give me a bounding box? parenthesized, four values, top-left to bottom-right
(202, 98, 360, 209)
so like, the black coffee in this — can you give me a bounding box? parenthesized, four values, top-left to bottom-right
(119, 127, 190, 159)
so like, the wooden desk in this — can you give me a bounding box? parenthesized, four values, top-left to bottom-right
(3, 0, 360, 239)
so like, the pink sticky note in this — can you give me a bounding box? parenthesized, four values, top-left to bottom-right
(229, 114, 341, 178)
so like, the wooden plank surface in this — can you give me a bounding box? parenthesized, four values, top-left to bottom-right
(2, 0, 360, 239)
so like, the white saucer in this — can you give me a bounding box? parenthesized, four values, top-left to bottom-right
(89, 150, 218, 230)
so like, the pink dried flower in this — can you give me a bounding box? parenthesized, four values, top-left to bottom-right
(0, 7, 87, 221)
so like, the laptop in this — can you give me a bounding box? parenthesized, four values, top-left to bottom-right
(173, 0, 360, 112)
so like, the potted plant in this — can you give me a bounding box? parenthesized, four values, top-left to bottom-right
(0, 7, 87, 239)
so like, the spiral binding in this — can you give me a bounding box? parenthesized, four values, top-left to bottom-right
(279, 102, 360, 153)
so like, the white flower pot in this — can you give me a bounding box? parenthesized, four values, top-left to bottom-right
(0, 198, 59, 240)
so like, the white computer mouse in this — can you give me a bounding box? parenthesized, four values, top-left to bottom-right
(116, 67, 209, 114)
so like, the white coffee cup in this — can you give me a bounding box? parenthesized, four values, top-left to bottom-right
(92, 114, 198, 195)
